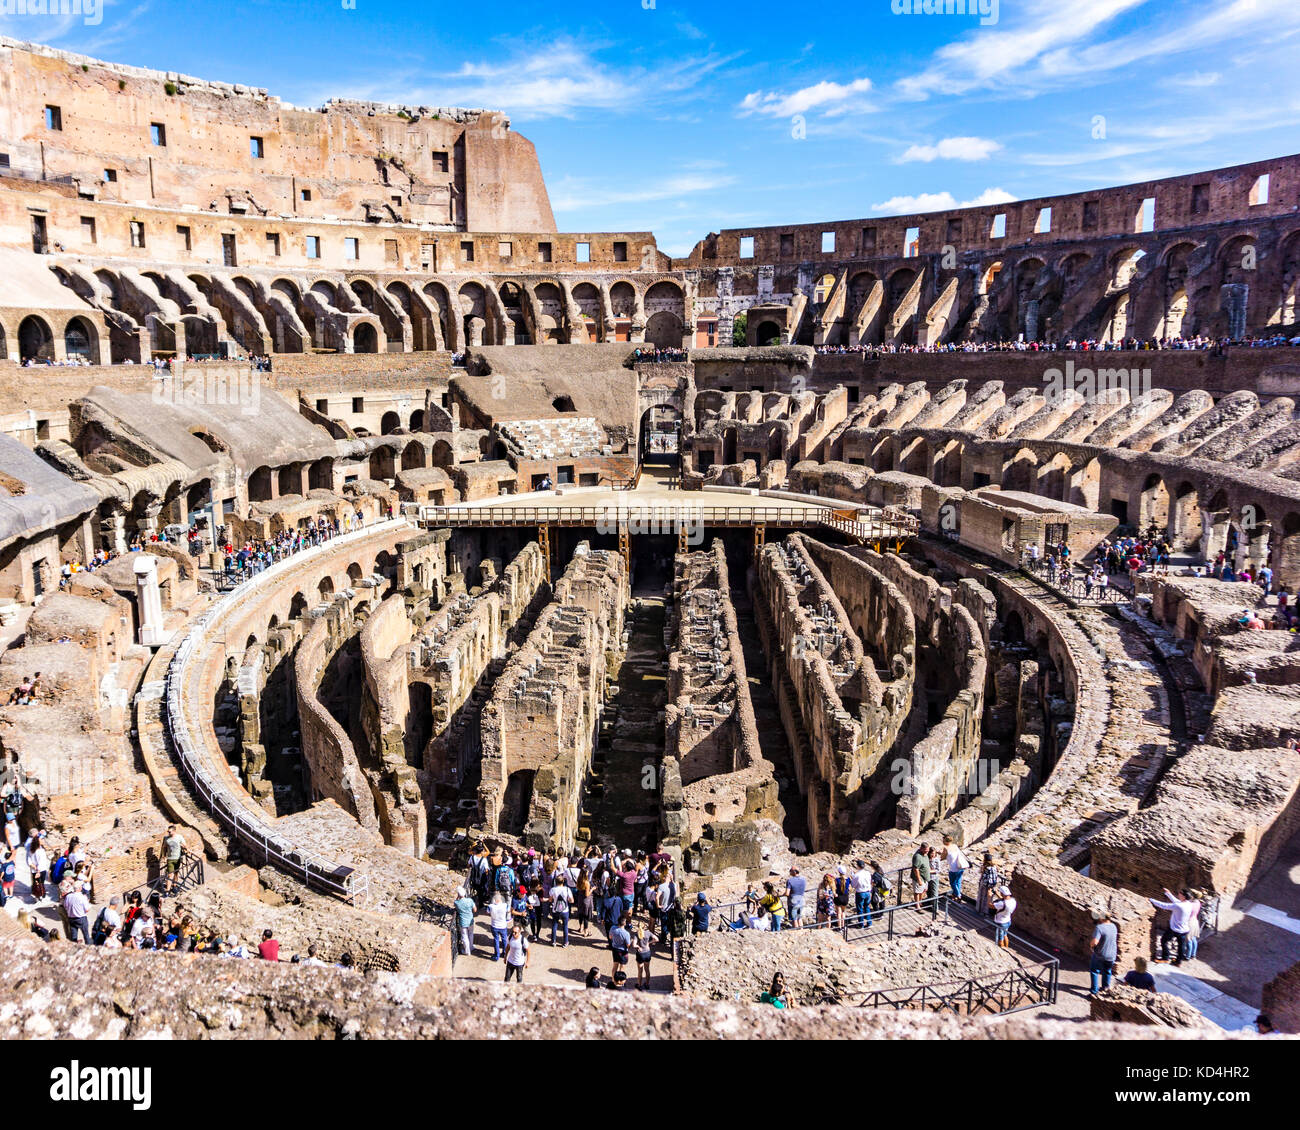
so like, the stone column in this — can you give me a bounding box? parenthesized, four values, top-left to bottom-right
(134, 554, 167, 646)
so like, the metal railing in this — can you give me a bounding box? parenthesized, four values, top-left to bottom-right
(1020, 558, 1127, 605)
(416, 502, 919, 542)
(163, 518, 406, 905)
(121, 847, 205, 903)
(708, 893, 956, 945)
(848, 956, 1059, 1016)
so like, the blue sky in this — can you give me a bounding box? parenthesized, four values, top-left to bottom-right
(5, 0, 1299, 256)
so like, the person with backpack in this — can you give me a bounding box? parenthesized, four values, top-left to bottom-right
(91, 895, 121, 945)
(870, 861, 892, 916)
(550, 877, 572, 947)
(0, 849, 14, 907)
(833, 865, 852, 929)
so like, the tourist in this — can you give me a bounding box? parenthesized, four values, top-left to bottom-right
(688, 892, 713, 935)
(834, 864, 852, 929)
(550, 875, 572, 947)
(63, 880, 91, 943)
(785, 865, 807, 927)
(488, 891, 511, 960)
(870, 861, 892, 916)
(991, 883, 1016, 947)
(814, 873, 835, 926)
(1089, 910, 1118, 995)
(91, 895, 121, 945)
(851, 859, 873, 926)
(759, 972, 789, 1009)
(608, 969, 629, 991)
(1149, 888, 1200, 966)
(503, 924, 530, 983)
(26, 833, 49, 901)
(609, 914, 632, 974)
(910, 842, 931, 906)
(943, 835, 970, 901)
(584, 967, 602, 989)
(632, 924, 654, 990)
(1184, 893, 1205, 961)
(0, 849, 14, 907)
(1123, 957, 1156, 992)
(574, 868, 594, 936)
(160, 824, 184, 895)
(758, 881, 785, 932)
(453, 886, 476, 956)
(258, 929, 279, 961)
(977, 853, 1000, 917)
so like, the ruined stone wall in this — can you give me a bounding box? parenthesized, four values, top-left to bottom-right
(824, 544, 988, 835)
(1090, 744, 1300, 899)
(664, 540, 776, 861)
(293, 600, 382, 836)
(754, 534, 914, 849)
(478, 544, 627, 848)
(419, 541, 548, 789)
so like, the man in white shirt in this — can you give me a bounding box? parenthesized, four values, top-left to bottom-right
(63, 886, 91, 943)
(851, 860, 873, 925)
(1150, 888, 1200, 966)
(942, 835, 970, 901)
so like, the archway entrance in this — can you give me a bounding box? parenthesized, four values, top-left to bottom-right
(638, 404, 682, 467)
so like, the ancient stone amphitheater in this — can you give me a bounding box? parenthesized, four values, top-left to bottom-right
(1, 37, 1298, 1041)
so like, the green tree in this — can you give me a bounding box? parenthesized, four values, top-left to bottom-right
(731, 311, 747, 347)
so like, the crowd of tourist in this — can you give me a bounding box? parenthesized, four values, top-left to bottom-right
(2, 804, 350, 966)
(631, 347, 689, 363)
(813, 333, 1300, 357)
(219, 512, 364, 582)
(454, 841, 687, 987)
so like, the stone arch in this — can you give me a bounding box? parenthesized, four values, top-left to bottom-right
(380, 411, 402, 436)
(290, 592, 309, 619)
(1068, 457, 1102, 511)
(1169, 481, 1202, 550)
(352, 321, 379, 354)
(458, 282, 490, 346)
(63, 315, 100, 362)
(754, 319, 782, 346)
(571, 281, 602, 342)
(401, 441, 427, 471)
(1136, 473, 1171, 534)
(869, 433, 896, 473)
(17, 314, 55, 362)
(318, 575, 335, 602)
(1276, 512, 1300, 589)
(277, 463, 303, 497)
(1002, 448, 1038, 494)
(308, 458, 334, 492)
(248, 466, 274, 503)
(932, 439, 963, 488)
(1037, 452, 1072, 503)
(899, 437, 930, 477)
(369, 445, 396, 481)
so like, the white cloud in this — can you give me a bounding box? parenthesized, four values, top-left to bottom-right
(898, 136, 1002, 163)
(738, 77, 873, 118)
(870, 187, 1016, 215)
(550, 172, 737, 213)
(309, 39, 741, 120)
(897, 0, 1300, 101)
(1165, 71, 1221, 88)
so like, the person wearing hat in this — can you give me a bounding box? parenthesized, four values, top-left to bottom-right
(688, 892, 713, 935)
(991, 883, 1016, 947)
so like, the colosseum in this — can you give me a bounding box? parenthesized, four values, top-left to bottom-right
(0, 34, 1298, 1051)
